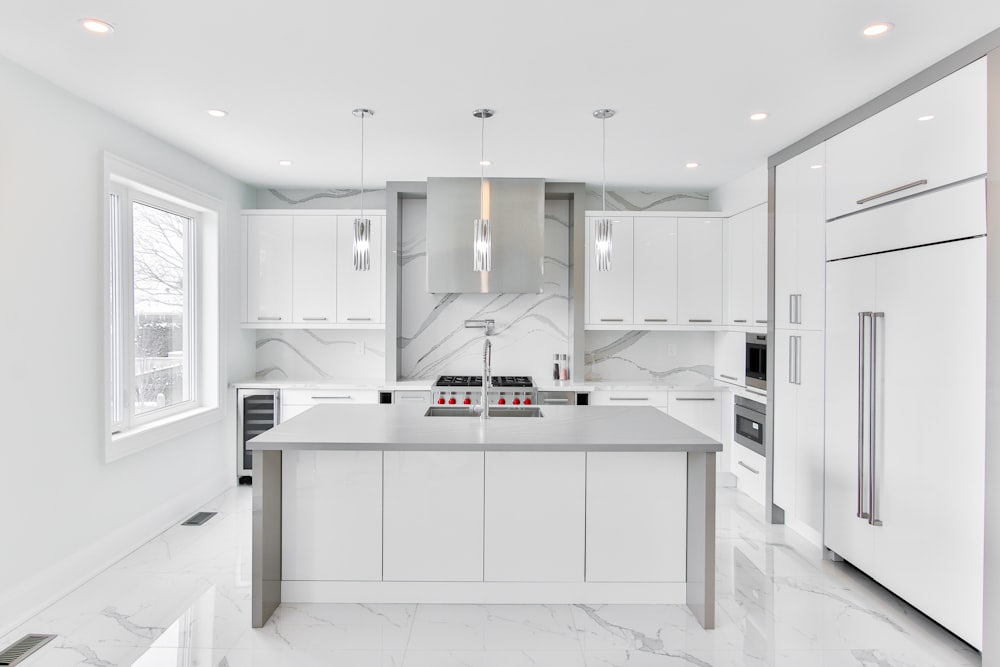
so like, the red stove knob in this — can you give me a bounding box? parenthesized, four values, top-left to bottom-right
(523, 398, 532, 405)
(463, 397, 471, 405)
(437, 397, 445, 404)
(512, 398, 521, 405)
(497, 398, 506, 405)
(448, 397, 456, 404)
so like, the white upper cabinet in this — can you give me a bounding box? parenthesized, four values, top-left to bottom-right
(825, 58, 986, 220)
(292, 215, 338, 324)
(775, 144, 826, 331)
(633, 217, 678, 325)
(246, 215, 294, 324)
(336, 215, 383, 324)
(586, 217, 634, 324)
(750, 204, 768, 327)
(243, 211, 385, 328)
(677, 218, 723, 325)
(725, 210, 754, 326)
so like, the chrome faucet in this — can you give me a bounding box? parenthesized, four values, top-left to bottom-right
(464, 319, 494, 419)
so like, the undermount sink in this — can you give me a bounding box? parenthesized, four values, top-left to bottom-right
(423, 406, 544, 418)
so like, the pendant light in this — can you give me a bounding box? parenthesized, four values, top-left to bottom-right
(473, 108, 494, 272)
(593, 108, 615, 272)
(352, 108, 374, 271)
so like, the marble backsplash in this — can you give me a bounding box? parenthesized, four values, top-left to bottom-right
(255, 329, 385, 381)
(584, 330, 715, 384)
(398, 198, 570, 380)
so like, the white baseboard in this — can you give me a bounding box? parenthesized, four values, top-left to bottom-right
(282, 580, 687, 604)
(0, 472, 231, 638)
(784, 515, 823, 548)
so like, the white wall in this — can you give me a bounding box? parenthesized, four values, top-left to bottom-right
(0, 55, 255, 634)
(709, 163, 768, 214)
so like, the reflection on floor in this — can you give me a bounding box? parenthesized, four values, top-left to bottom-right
(1, 486, 981, 666)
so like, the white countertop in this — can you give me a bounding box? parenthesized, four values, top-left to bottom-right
(248, 404, 722, 453)
(233, 378, 742, 393)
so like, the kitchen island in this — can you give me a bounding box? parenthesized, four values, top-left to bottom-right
(247, 404, 721, 629)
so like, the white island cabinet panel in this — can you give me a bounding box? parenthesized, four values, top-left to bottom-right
(292, 215, 338, 324)
(282, 451, 382, 581)
(383, 451, 484, 582)
(336, 215, 383, 324)
(677, 218, 723, 325)
(633, 217, 678, 325)
(484, 452, 585, 582)
(246, 215, 293, 323)
(586, 452, 686, 582)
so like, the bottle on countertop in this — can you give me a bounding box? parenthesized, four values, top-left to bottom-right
(560, 354, 569, 381)
(553, 353, 561, 381)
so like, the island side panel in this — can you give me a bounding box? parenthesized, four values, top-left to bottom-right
(686, 451, 716, 629)
(252, 449, 282, 628)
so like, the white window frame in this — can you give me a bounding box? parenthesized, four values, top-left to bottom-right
(104, 154, 224, 462)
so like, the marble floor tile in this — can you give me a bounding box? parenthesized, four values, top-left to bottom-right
(3, 486, 982, 667)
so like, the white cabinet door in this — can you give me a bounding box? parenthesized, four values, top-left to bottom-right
(823, 254, 876, 573)
(771, 330, 797, 514)
(292, 215, 337, 324)
(726, 210, 754, 326)
(870, 237, 985, 648)
(383, 451, 484, 582)
(587, 217, 634, 324)
(750, 204, 768, 327)
(633, 217, 678, 325)
(677, 218, 723, 325)
(336, 215, 383, 324)
(484, 452, 585, 582)
(714, 331, 746, 386)
(825, 58, 986, 220)
(732, 445, 766, 505)
(281, 451, 382, 581)
(246, 215, 293, 323)
(667, 392, 721, 442)
(794, 329, 825, 534)
(586, 452, 687, 582)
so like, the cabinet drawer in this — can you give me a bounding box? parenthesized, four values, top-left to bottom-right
(281, 388, 379, 405)
(732, 444, 765, 505)
(393, 390, 431, 405)
(825, 58, 986, 220)
(668, 392, 722, 442)
(590, 390, 669, 407)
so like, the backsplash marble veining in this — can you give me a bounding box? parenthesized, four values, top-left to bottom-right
(398, 198, 570, 380)
(585, 330, 715, 384)
(584, 188, 710, 212)
(255, 329, 385, 381)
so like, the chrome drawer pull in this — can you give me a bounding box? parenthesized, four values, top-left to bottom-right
(542, 398, 569, 403)
(733, 319, 747, 324)
(856, 179, 928, 205)
(675, 397, 715, 402)
(738, 460, 760, 475)
(346, 317, 372, 321)
(600, 318, 625, 322)
(755, 319, 768, 324)
(312, 395, 352, 400)
(257, 316, 282, 321)
(609, 397, 648, 401)
(302, 316, 328, 321)
(644, 318, 669, 322)
(688, 319, 712, 323)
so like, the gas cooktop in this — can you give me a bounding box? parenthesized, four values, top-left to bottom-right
(434, 375, 534, 388)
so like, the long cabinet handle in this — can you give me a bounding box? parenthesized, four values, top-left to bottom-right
(869, 312, 884, 527)
(755, 319, 768, 324)
(789, 336, 796, 385)
(733, 319, 747, 324)
(644, 318, 669, 322)
(675, 397, 715, 402)
(856, 179, 928, 205)
(857, 312, 870, 520)
(600, 318, 625, 322)
(738, 460, 760, 475)
(689, 319, 713, 323)
(796, 336, 803, 385)
(257, 315, 282, 321)
(312, 395, 353, 400)
(541, 397, 570, 403)
(789, 294, 796, 325)
(609, 396, 648, 401)
(346, 317, 372, 322)
(302, 316, 328, 321)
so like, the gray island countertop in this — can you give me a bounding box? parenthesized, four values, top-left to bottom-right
(248, 404, 722, 452)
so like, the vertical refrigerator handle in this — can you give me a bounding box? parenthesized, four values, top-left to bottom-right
(789, 294, 796, 324)
(795, 336, 802, 385)
(857, 312, 870, 519)
(789, 336, 796, 384)
(869, 312, 884, 527)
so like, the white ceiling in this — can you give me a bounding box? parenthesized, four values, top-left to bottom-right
(3, 1, 1000, 191)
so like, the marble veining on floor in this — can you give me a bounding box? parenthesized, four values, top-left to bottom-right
(0, 487, 979, 666)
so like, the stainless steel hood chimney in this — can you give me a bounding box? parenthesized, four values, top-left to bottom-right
(426, 177, 544, 293)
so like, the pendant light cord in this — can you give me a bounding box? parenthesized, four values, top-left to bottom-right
(601, 114, 607, 213)
(480, 112, 485, 216)
(360, 111, 365, 218)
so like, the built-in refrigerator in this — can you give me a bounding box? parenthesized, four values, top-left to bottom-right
(824, 178, 986, 649)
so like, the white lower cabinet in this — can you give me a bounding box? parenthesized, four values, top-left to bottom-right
(281, 451, 382, 581)
(667, 392, 721, 442)
(585, 452, 686, 582)
(484, 452, 585, 582)
(382, 451, 485, 582)
(732, 445, 765, 505)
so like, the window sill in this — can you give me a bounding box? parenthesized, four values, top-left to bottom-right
(107, 405, 222, 463)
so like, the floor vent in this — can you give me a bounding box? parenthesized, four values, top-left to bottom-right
(181, 511, 217, 526)
(0, 634, 56, 666)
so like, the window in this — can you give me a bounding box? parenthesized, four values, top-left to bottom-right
(105, 155, 223, 460)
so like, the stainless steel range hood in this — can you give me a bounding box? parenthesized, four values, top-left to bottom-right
(426, 177, 544, 293)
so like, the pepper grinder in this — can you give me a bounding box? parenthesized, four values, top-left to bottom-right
(553, 353, 561, 381)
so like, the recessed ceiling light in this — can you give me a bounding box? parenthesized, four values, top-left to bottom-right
(479, 160, 492, 166)
(918, 115, 935, 121)
(863, 22, 893, 37)
(810, 164, 823, 170)
(206, 109, 228, 118)
(80, 18, 114, 34)
(278, 160, 293, 167)
(686, 162, 699, 169)
(750, 112, 768, 121)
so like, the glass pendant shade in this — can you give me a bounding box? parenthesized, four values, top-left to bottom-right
(473, 217, 491, 272)
(594, 217, 613, 272)
(473, 108, 494, 273)
(353, 217, 371, 271)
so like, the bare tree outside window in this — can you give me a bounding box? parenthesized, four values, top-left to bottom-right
(132, 201, 190, 414)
